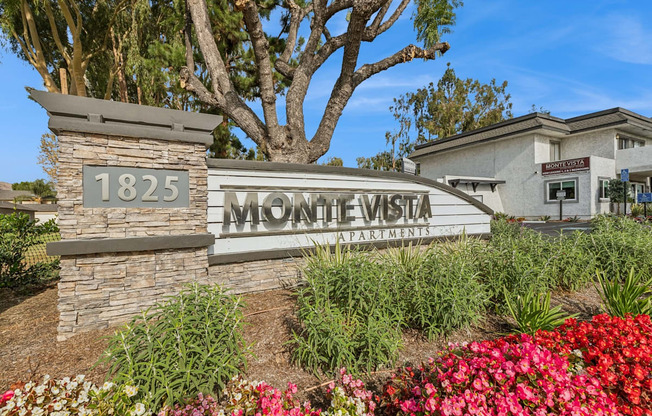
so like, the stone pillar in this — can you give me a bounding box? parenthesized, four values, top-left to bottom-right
(31, 90, 220, 340)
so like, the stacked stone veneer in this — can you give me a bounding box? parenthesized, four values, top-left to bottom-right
(207, 257, 304, 294)
(56, 133, 210, 340)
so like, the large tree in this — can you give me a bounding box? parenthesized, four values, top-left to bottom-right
(358, 63, 512, 171)
(181, 0, 460, 163)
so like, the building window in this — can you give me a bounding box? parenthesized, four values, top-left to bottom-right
(550, 141, 561, 161)
(546, 179, 577, 202)
(618, 137, 645, 149)
(599, 178, 610, 200)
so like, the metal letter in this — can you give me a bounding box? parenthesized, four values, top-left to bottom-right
(360, 195, 382, 221)
(337, 194, 355, 223)
(387, 194, 404, 221)
(224, 192, 260, 225)
(293, 193, 317, 223)
(403, 195, 418, 219)
(416, 195, 433, 219)
(262, 193, 292, 225)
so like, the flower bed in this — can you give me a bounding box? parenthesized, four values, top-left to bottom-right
(536, 314, 652, 415)
(379, 336, 618, 415)
(3, 314, 651, 416)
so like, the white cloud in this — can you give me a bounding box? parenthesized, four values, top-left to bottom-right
(597, 14, 652, 65)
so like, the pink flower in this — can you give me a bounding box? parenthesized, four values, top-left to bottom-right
(0, 390, 14, 405)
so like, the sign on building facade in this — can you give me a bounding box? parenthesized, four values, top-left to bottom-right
(541, 157, 591, 176)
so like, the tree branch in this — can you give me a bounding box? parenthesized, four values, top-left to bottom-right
(43, 1, 72, 64)
(186, 0, 234, 95)
(354, 42, 450, 86)
(274, 0, 311, 79)
(365, 0, 409, 39)
(239, 0, 280, 133)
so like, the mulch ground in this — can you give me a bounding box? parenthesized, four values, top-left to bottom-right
(0, 282, 603, 397)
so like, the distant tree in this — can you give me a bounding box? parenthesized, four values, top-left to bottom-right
(12, 179, 57, 203)
(530, 104, 550, 115)
(321, 157, 344, 167)
(37, 133, 58, 184)
(405, 63, 512, 143)
(360, 64, 512, 171)
(356, 151, 394, 171)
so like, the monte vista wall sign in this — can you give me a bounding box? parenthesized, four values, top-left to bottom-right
(206, 159, 493, 262)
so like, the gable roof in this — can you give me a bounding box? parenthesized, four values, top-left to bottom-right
(410, 108, 652, 159)
(0, 190, 34, 201)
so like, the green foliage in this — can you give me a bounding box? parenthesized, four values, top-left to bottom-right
(538, 215, 551, 221)
(362, 63, 512, 170)
(392, 239, 488, 338)
(0, 213, 59, 288)
(321, 157, 344, 167)
(607, 179, 628, 204)
(413, 0, 462, 48)
(292, 240, 487, 375)
(100, 283, 250, 410)
(292, 244, 403, 375)
(505, 290, 576, 336)
(596, 268, 652, 317)
(589, 215, 652, 279)
(12, 179, 56, 202)
(482, 225, 554, 310)
(630, 203, 645, 217)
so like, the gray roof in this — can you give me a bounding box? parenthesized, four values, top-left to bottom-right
(0, 190, 35, 201)
(411, 108, 652, 159)
(0, 202, 38, 212)
(0, 202, 58, 212)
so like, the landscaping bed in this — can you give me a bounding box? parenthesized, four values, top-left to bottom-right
(0, 284, 602, 394)
(2, 214, 652, 415)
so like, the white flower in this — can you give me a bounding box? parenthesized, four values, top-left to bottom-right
(35, 385, 46, 395)
(32, 407, 45, 416)
(37, 396, 45, 404)
(43, 375, 51, 382)
(24, 382, 34, 391)
(132, 403, 146, 415)
(75, 375, 86, 383)
(102, 382, 114, 391)
(51, 386, 60, 395)
(18, 407, 28, 416)
(234, 393, 242, 401)
(53, 401, 63, 411)
(125, 385, 139, 398)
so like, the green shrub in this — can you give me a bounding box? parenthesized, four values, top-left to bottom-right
(293, 239, 487, 374)
(292, 244, 403, 375)
(390, 238, 488, 339)
(505, 290, 575, 335)
(100, 283, 250, 409)
(547, 232, 596, 291)
(0, 212, 59, 287)
(589, 215, 652, 278)
(483, 226, 554, 311)
(596, 268, 652, 317)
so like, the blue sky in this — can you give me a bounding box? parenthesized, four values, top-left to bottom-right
(1, 0, 651, 183)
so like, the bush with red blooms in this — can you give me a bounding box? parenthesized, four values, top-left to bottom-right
(536, 314, 652, 416)
(378, 335, 618, 416)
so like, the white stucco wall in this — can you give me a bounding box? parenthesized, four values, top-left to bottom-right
(416, 126, 650, 219)
(562, 129, 617, 160)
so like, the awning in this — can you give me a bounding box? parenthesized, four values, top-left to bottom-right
(447, 177, 506, 192)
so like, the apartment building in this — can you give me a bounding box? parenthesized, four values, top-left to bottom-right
(410, 108, 652, 219)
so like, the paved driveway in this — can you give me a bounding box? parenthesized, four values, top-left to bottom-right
(522, 221, 592, 236)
